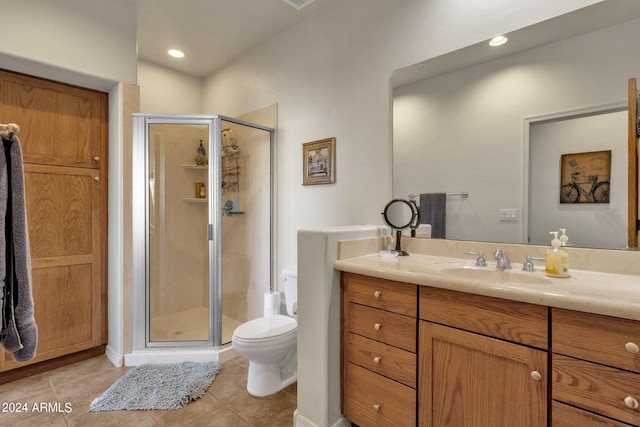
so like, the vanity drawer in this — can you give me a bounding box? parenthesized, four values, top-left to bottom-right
(347, 332, 416, 388)
(344, 362, 416, 427)
(552, 401, 632, 427)
(420, 286, 548, 349)
(344, 273, 417, 316)
(552, 308, 640, 373)
(553, 354, 640, 426)
(348, 302, 416, 352)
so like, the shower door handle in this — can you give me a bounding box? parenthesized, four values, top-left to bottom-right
(208, 224, 214, 241)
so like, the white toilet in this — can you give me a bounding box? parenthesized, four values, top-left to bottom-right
(232, 265, 298, 397)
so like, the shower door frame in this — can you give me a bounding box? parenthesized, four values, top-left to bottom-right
(131, 114, 275, 350)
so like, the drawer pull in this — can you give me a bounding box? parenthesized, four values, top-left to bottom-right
(94, 156, 100, 162)
(624, 396, 639, 409)
(374, 323, 381, 331)
(625, 342, 640, 354)
(373, 404, 381, 412)
(373, 356, 381, 364)
(530, 370, 542, 381)
(374, 291, 382, 298)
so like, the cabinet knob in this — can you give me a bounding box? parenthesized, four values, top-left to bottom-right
(94, 156, 100, 162)
(530, 370, 542, 381)
(374, 323, 381, 331)
(624, 396, 639, 409)
(373, 291, 382, 298)
(94, 176, 100, 182)
(373, 356, 381, 364)
(373, 404, 381, 412)
(625, 342, 640, 354)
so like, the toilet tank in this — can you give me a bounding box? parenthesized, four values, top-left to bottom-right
(281, 265, 297, 317)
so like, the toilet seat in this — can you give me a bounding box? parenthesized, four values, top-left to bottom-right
(233, 315, 297, 344)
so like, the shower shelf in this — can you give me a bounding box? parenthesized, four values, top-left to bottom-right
(182, 198, 207, 203)
(182, 164, 207, 169)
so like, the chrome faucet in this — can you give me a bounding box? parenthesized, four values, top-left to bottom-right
(493, 249, 511, 270)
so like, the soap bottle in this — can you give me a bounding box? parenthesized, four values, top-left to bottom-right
(545, 231, 569, 278)
(559, 228, 569, 247)
(195, 179, 202, 198)
(200, 182, 206, 199)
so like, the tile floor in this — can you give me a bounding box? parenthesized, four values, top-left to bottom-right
(0, 355, 297, 426)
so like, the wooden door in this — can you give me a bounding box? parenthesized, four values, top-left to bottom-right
(0, 70, 107, 373)
(0, 70, 105, 168)
(1, 165, 103, 369)
(419, 321, 547, 427)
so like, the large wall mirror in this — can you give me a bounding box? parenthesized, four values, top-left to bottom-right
(392, 0, 640, 250)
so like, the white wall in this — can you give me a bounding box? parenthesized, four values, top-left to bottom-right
(0, 0, 137, 89)
(199, 0, 601, 271)
(137, 61, 203, 114)
(393, 17, 640, 246)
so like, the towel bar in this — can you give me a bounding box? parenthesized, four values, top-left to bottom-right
(408, 191, 468, 200)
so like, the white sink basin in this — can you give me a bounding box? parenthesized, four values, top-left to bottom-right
(434, 265, 553, 285)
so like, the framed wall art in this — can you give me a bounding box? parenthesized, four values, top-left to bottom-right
(302, 137, 335, 185)
(559, 150, 611, 203)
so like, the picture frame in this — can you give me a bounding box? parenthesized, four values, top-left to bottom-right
(302, 137, 336, 185)
(559, 150, 611, 204)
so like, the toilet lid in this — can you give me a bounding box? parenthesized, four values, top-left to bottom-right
(233, 315, 297, 340)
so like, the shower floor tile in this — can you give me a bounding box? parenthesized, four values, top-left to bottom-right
(150, 307, 244, 344)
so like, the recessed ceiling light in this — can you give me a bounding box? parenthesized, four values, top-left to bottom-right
(168, 49, 185, 58)
(282, 0, 316, 9)
(489, 35, 508, 47)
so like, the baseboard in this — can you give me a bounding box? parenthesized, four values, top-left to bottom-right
(0, 346, 106, 385)
(123, 345, 237, 366)
(331, 416, 352, 427)
(105, 345, 123, 367)
(294, 409, 351, 427)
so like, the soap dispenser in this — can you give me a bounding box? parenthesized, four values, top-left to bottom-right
(559, 228, 570, 247)
(545, 231, 569, 278)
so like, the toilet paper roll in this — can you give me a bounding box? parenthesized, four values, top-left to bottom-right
(264, 291, 280, 317)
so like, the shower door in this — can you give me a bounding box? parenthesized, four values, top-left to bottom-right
(132, 114, 274, 349)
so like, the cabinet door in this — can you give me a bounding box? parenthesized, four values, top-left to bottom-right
(2, 164, 103, 370)
(0, 70, 107, 168)
(419, 321, 547, 427)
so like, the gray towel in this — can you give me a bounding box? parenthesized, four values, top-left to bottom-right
(0, 131, 37, 362)
(419, 193, 446, 239)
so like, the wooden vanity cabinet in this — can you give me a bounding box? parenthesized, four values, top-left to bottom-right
(551, 308, 640, 426)
(341, 273, 640, 426)
(341, 273, 418, 427)
(419, 287, 548, 427)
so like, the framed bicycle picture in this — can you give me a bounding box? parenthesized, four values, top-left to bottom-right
(302, 137, 336, 185)
(559, 150, 611, 204)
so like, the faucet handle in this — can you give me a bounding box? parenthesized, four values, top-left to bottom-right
(465, 251, 486, 267)
(522, 255, 545, 272)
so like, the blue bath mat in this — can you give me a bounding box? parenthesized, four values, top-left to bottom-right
(89, 361, 220, 411)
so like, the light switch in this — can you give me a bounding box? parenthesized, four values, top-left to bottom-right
(499, 208, 518, 221)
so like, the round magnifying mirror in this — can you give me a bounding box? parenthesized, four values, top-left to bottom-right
(382, 199, 418, 256)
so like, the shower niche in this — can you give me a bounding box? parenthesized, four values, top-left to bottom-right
(131, 114, 275, 358)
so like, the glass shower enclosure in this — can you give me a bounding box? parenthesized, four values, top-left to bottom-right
(132, 114, 274, 351)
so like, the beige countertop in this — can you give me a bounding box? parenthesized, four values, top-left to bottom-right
(334, 238, 640, 321)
